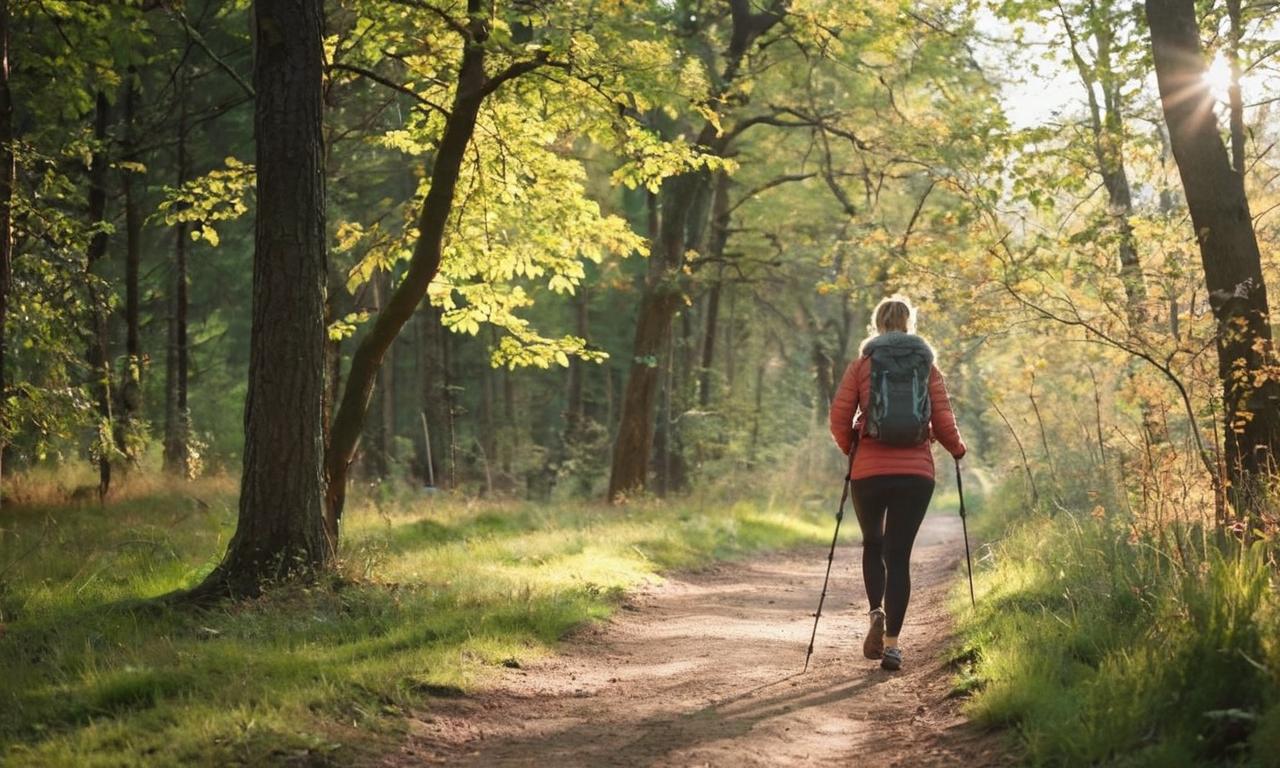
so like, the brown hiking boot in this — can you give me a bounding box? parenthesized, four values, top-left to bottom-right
(863, 608, 886, 659)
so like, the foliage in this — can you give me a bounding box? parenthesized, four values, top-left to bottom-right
(956, 467, 1280, 766)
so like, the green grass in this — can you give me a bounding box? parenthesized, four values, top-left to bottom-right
(953, 480, 1280, 767)
(0, 476, 834, 766)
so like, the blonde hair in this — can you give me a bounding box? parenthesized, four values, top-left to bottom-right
(870, 295, 917, 335)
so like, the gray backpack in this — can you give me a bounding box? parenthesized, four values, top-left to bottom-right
(863, 338, 932, 446)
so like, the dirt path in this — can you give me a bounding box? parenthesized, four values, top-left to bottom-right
(385, 515, 1011, 767)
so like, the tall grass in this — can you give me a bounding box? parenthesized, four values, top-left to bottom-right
(955, 475, 1280, 766)
(0, 475, 833, 766)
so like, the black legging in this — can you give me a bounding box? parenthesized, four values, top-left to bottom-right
(851, 474, 935, 637)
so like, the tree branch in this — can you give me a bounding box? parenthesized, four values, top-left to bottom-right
(169, 8, 254, 99)
(330, 62, 451, 117)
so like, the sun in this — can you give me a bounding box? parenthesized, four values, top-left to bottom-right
(1204, 54, 1234, 102)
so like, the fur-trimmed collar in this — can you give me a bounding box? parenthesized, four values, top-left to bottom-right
(858, 331, 936, 364)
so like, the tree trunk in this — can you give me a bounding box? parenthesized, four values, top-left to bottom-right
(322, 289, 343, 466)
(1094, 18, 1147, 317)
(325, 0, 504, 529)
(380, 286, 397, 474)
(416, 304, 445, 486)
(609, 181, 692, 499)
(164, 82, 190, 475)
(501, 365, 515, 476)
(116, 69, 143, 462)
(698, 173, 730, 408)
(85, 92, 112, 500)
(362, 273, 392, 479)
(1146, 0, 1280, 510)
(0, 0, 12, 505)
(188, 0, 330, 599)
(442, 323, 457, 489)
(699, 277, 721, 408)
(1060, 3, 1147, 317)
(724, 283, 737, 394)
(1226, 0, 1246, 174)
(565, 286, 588, 439)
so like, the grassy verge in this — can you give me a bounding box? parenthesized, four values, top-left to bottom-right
(953, 481, 1280, 766)
(0, 477, 833, 766)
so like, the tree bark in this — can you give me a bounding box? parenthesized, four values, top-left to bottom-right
(188, 0, 330, 599)
(1146, 0, 1280, 509)
(0, 0, 13, 505)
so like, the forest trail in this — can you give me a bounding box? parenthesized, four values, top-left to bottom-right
(383, 514, 1012, 767)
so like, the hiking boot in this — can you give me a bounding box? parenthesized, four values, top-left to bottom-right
(881, 646, 902, 671)
(863, 608, 886, 659)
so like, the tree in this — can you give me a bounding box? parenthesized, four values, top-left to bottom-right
(189, 0, 329, 598)
(0, 0, 12, 502)
(115, 70, 143, 464)
(1145, 0, 1280, 509)
(324, 0, 515, 531)
(608, 0, 783, 500)
(84, 91, 113, 500)
(163, 69, 190, 476)
(323, 0, 649, 529)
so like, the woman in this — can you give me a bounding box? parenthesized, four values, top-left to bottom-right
(828, 296, 966, 672)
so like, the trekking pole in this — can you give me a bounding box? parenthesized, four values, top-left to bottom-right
(803, 444, 857, 673)
(956, 457, 976, 608)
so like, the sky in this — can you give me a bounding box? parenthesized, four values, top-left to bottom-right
(971, 7, 1279, 131)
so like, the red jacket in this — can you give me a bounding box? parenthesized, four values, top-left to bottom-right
(829, 335, 966, 481)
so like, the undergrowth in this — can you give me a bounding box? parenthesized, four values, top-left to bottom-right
(0, 475, 833, 766)
(954, 477, 1280, 767)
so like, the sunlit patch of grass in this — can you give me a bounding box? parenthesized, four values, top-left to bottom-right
(0, 482, 832, 766)
(954, 481, 1280, 767)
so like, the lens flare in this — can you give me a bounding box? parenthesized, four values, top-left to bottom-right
(1204, 54, 1233, 102)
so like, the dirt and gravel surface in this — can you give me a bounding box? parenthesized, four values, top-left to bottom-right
(384, 514, 1014, 767)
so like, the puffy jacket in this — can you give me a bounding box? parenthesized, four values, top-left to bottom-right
(829, 332, 966, 481)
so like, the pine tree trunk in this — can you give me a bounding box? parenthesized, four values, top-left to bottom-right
(501, 367, 515, 476)
(1146, 0, 1280, 512)
(416, 305, 445, 486)
(187, 0, 330, 599)
(0, 0, 13, 505)
(565, 287, 588, 439)
(698, 172, 730, 408)
(442, 325, 457, 489)
(480, 330, 497, 473)
(379, 278, 396, 475)
(116, 70, 143, 462)
(85, 92, 112, 500)
(164, 83, 190, 475)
